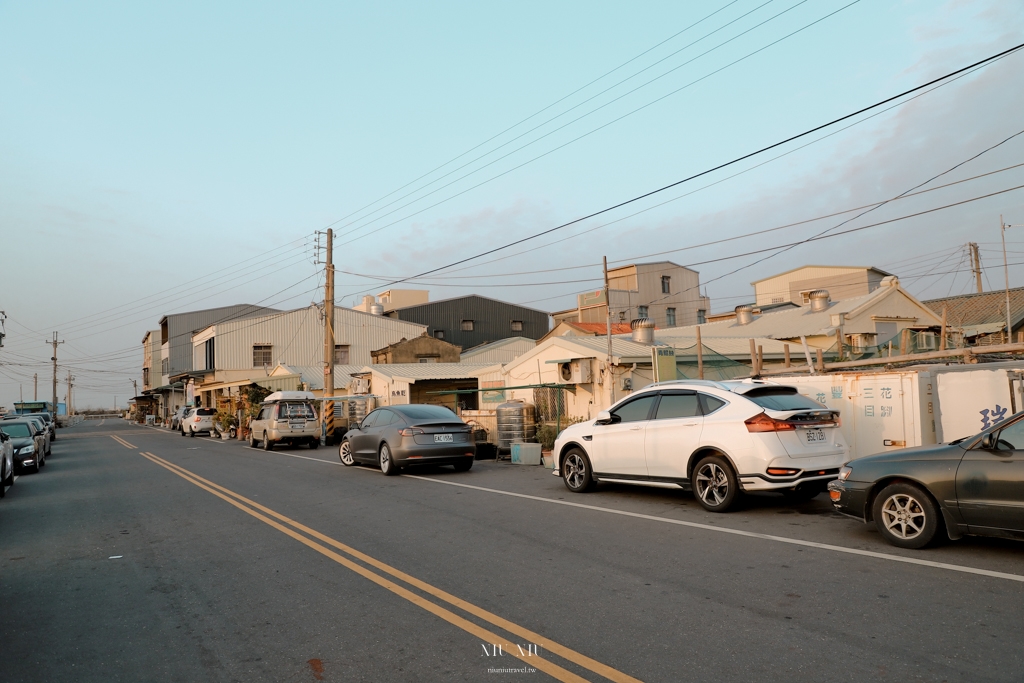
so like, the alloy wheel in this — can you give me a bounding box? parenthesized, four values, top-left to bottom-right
(695, 462, 729, 507)
(880, 493, 926, 540)
(339, 441, 354, 466)
(564, 453, 586, 490)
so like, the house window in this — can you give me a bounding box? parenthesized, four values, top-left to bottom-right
(800, 291, 812, 305)
(252, 344, 273, 368)
(161, 358, 169, 375)
(334, 345, 350, 364)
(142, 368, 150, 387)
(461, 320, 474, 331)
(434, 329, 445, 340)
(697, 309, 707, 324)
(418, 356, 439, 363)
(661, 276, 671, 294)
(666, 308, 676, 327)
(511, 320, 523, 332)
(771, 297, 784, 304)
(638, 306, 649, 318)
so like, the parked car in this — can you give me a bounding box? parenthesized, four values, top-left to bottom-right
(829, 410, 1024, 549)
(0, 430, 13, 496)
(248, 391, 320, 451)
(170, 406, 189, 431)
(0, 420, 46, 473)
(552, 379, 848, 512)
(20, 412, 55, 441)
(339, 404, 475, 475)
(180, 407, 216, 437)
(23, 416, 51, 456)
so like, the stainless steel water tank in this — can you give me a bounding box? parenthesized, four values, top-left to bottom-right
(346, 396, 376, 428)
(496, 400, 536, 450)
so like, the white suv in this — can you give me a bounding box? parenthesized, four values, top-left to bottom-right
(552, 379, 848, 512)
(180, 407, 216, 437)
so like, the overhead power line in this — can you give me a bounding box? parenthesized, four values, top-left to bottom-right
(341, 40, 1024, 299)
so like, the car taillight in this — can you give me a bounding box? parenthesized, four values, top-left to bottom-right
(194, 416, 201, 422)
(398, 428, 424, 436)
(745, 412, 795, 432)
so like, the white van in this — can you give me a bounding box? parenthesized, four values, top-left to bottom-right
(249, 391, 320, 451)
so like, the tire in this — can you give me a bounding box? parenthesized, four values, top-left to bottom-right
(249, 431, 258, 448)
(3, 459, 12, 487)
(0, 463, 6, 497)
(30, 453, 40, 474)
(339, 440, 355, 466)
(189, 427, 195, 438)
(309, 438, 320, 450)
(39, 452, 46, 468)
(379, 443, 398, 476)
(453, 459, 473, 472)
(262, 433, 273, 451)
(872, 482, 941, 549)
(561, 448, 596, 493)
(180, 428, 186, 437)
(693, 454, 739, 512)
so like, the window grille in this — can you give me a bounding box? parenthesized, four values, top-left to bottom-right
(252, 344, 272, 368)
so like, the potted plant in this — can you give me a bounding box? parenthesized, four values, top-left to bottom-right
(215, 412, 237, 440)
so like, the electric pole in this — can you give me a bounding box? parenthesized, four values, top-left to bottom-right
(323, 228, 335, 445)
(67, 371, 74, 416)
(603, 256, 614, 406)
(969, 242, 983, 293)
(47, 332, 64, 415)
(34, 373, 38, 401)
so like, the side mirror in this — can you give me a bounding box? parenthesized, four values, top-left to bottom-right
(981, 433, 995, 450)
(595, 410, 616, 426)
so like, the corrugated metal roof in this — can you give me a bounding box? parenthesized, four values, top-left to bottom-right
(750, 265, 892, 285)
(460, 337, 536, 363)
(277, 364, 364, 390)
(924, 287, 1024, 331)
(564, 322, 634, 335)
(660, 287, 900, 340)
(653, 335, 792, 356)
(364, 363, 495, 381)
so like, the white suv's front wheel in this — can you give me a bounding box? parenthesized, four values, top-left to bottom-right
(693, 455, 738, 512)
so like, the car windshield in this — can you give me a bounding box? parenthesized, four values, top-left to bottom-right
(743, 388, 825, 411)
(279, 402, 316, 419)
(0, 423, 32, 438)
(393, 405, 458, 420)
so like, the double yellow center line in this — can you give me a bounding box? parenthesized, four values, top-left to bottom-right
(110, 435, 136, 449)
(139, 451, 642, 683)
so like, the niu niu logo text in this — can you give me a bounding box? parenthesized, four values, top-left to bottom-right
(481, 643, 540, 657)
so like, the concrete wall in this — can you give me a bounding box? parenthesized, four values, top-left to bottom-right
(371, 335, 460, 364)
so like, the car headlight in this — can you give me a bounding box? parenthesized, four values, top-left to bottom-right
(17, 445, 35, 456)
(838, 466, 852, 481)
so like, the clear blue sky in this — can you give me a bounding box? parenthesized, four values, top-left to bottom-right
(1, 0, 1022, 407)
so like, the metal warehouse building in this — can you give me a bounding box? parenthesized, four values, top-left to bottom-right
(383, 295, 550, 349)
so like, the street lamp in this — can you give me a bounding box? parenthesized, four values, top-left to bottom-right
(1001, 216, 1024, 341)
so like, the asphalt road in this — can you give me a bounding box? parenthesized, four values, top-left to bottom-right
(2, 419, 1023, 682)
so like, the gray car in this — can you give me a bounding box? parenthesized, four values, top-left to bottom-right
(24, 416, 51, 456)
(339, 404, 475, 475)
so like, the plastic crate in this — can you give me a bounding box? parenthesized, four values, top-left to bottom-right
(510, 443, 541, 465)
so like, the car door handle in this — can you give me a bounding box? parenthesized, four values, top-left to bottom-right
(629, 426, 642, 431)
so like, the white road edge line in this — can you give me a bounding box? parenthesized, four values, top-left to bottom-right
(253, 448, 1024, 584)
(401, 474, 1024, 584)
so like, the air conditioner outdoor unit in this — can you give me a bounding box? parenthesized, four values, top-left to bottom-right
(349, 378, 369, 394)
(918, 332, 939, 351)
(557, 360, 593, 384)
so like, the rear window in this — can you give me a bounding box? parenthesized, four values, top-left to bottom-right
(392, 405, 458, 420)
(743, 388, 825, 411)
(278, 402, 316, 419)
(197, 408, 216, 416)
(0, 423, 32, 438)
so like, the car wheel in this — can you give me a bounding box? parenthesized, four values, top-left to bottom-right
(693, 455, 738, 512)
(872, 483, 940, 549)
(30, 453, 40, 474)
(3, 460, 12, 487)
(249, 431, 258, 448)
(562, 448, 596, 493)
(0, 464, 6, 497)
(309, 438, 320, 450)
(262, 433, 273, 451)
(453, 459, 473, 472)
(339, 441, 355, 466)
(380, 443, 398, 476)
(180, 428, 186, 437)
(189, 427, 195, 438)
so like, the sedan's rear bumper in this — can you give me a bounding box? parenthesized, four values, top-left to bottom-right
(392, 443, 475, 465)
(828, 479, 872, 521)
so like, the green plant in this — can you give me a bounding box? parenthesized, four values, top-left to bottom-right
(216, 411, 237, 431)
(536, 416, 584, 450)
(244, 384, 273, 417)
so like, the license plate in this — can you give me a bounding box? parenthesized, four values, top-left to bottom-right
(803, 428, 826, 443)
(434, 434, 453, 443)
(290, 422, 304, 429)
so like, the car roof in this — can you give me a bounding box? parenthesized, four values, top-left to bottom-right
(632, 378, 796, 396)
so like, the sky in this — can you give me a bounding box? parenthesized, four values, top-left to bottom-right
(1, 0, 1023, 409)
